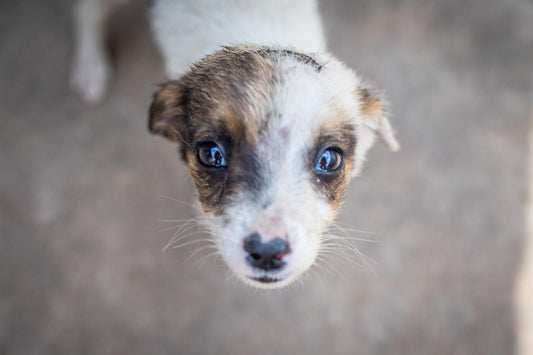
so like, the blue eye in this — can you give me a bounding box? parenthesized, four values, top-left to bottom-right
(315, 147, 343, 173)
(197, 142, 227, 167)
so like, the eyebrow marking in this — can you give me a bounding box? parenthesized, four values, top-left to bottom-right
(256, 48, 323, 72)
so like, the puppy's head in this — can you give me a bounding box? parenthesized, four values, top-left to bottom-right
(149, 46, 398, 288)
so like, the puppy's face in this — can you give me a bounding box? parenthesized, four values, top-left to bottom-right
(149, 46, 398, 288)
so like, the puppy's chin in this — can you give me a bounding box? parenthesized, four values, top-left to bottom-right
(243, 275, 299, 289)
(230, 270, 303, 289)
(221, 252, 317, 289)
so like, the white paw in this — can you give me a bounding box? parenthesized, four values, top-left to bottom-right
(71, 53, 111, 104)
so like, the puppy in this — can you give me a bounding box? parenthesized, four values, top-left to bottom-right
(72, 0, 399, 288)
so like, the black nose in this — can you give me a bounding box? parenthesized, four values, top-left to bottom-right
(243, 233, 291, 271)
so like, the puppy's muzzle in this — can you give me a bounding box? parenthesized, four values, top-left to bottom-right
(243, 233, 291, 271)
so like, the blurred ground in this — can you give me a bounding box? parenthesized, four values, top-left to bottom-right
(1, 0, 532, 354)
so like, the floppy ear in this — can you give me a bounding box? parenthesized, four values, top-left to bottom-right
(148, 80, 188, 145)
(357, 87, 400, 152)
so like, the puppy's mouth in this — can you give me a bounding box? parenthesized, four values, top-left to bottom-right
(249, 275, 283, 284)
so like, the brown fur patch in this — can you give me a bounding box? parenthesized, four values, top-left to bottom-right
(357, 87, 386, 118)
(149, 46, 281, 214)
(356, 86, 400, 152)
(149, 81, 187, 142)
(311, 120, 357, 210)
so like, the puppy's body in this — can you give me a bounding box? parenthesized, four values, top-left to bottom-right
(73, 0, 399, 288)
(150, 0, 326, 78)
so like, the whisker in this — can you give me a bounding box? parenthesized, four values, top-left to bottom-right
(195, 252, 219, 268)
(171, 237, 214, 249)
(318, 247, 360, 265)
(159, 218, 202, 223)
(166, 124, 193, 150)
(162, 219, 213, 252)
(329, 223, 377, 236)
(315, 255, 345, 279)
(319, 225, 379, 275)
(186, 244, 218, 264)
(322, 234, 380, 244)
(162, 223, 206, 252)
(159, 195, 203, 212)
(158, 220, 210, 233)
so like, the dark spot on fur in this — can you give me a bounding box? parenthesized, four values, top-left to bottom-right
(256, 47, 323, 72)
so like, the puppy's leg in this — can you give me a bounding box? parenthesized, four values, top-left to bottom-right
(516, 108, 533, 355)
(71, 0, 129, 103)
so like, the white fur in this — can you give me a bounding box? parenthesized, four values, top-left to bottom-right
(71, 0, 130, 103)
(150, 0, 326, 78)
(71, 0, 110, 103)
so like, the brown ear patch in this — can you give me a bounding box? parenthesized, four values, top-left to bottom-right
(357, 87, 400, 152)
(148, 80, 189, 145)
(359, 87, 386, 118)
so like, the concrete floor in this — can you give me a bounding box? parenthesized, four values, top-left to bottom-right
(1, 0, 532, 354)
